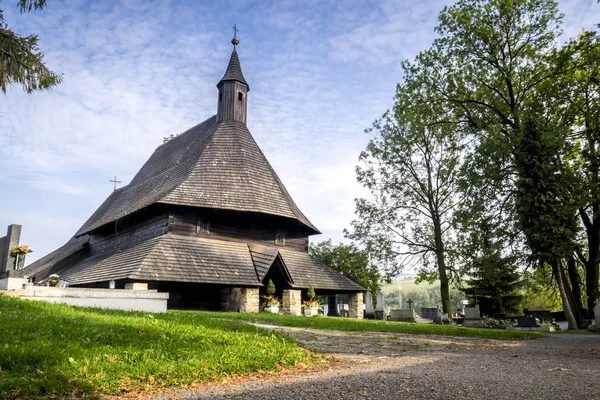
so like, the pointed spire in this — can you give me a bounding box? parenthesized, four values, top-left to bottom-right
(217, 26, 249, 91)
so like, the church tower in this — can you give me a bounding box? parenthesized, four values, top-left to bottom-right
(216, 32, 249, 124)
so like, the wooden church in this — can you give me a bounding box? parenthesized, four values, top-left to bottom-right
(25, 35, 365, 316)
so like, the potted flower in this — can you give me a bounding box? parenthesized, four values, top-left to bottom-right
(303, 284, 322, 317)
(11, 245, 32, 270)
(262, 279, 280, 313)
(48, 274, 60, 287)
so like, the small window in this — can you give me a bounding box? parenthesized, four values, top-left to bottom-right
(238, 92, 244, 102)
(275, 231, 285, 246)
(196, 218, 210, 234)
(219, 92, 223, 102)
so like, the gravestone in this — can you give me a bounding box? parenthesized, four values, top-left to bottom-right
(0, 224, 25, 290)
(375, 290, 385, 320)
(364, 292, 374, 319)
(523, 309, 552, 323)
(516, 316, 539, 327)
(389, 308, 416, 322)
(463, 305, 484, 327)
(421, 307, 442, 323)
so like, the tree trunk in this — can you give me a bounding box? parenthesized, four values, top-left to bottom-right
(565, 259, 585, 328)
(433, 218, 452, 315)
(552, 259, 578, 330)
(567, 258, 585, 312)
(585, 222, 599, 311)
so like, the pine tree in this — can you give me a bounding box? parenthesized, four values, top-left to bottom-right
(464, 252, 524, 317)
(1, 0, 62, 93)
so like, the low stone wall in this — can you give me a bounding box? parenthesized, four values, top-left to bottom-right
(6, 286, 169, 313)
(0, 277, 24, 291)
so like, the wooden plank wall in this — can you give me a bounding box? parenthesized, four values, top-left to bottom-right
(217, 81, 247, 123)
(169, 209, 309, 252)
(88, 214, 169, 255)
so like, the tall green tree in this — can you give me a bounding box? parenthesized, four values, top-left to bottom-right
(309, 240, 384, 303)
(347, 71, 463, 315)
(417, 0, 588, 323)
(514, 116, 580, 328)
(1, 0, 62, 93)
(551, 31, 600, 311)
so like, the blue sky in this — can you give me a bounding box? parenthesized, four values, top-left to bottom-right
(0, 0, 597, 264)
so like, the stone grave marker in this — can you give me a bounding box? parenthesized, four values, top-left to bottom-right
(421, 307, 442, 323)
(375, 290, 385, 320)
(516, 316, 539, 327)
(463, 304, 484, 327)
(389, 308, 416, 322)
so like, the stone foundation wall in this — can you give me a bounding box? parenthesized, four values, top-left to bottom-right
(348, 292, 364, 319)
(220, 287, 259, 313)
(282, 289, 301, 316)
(239, 288, 259, 313)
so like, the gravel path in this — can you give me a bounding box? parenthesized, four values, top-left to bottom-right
(150, 325, 600, 400)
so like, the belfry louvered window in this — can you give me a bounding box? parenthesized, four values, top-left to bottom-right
(238, 92, 244, 101)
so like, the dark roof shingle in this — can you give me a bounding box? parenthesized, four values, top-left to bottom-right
(218, 50, 249, 89)
(56, 235, 260, 286)
(75, 117, 319, 236)
(279, 248, 365, 292)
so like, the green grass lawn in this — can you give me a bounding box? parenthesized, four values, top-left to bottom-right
(0, 295, 548, 399)
(0, 295, 315, 399)
(201, 311, 549, 340)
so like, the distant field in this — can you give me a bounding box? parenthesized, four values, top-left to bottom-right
(382, 276, 438, 293)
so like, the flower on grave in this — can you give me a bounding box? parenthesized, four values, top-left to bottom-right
(11, 245, 32, 256)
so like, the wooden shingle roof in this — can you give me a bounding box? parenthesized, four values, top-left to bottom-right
(36, 233, 364, 292)
(75, 117, 319, 236)
(23, 235, 89, 278)
(279, 248, 365, 292)
(248, 243, 279, 281)
(218, 50, 249, 90)
(55, 234, 260, 286)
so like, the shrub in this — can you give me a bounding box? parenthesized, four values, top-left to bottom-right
(483, 318, 513, 329)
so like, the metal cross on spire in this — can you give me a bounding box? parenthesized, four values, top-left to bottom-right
(109, 175, 121, 191)
(231, 24, 239, 49)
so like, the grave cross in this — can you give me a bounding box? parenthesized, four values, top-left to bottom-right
(406, 298, 413, 310)
(109, 176, 121, 191)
